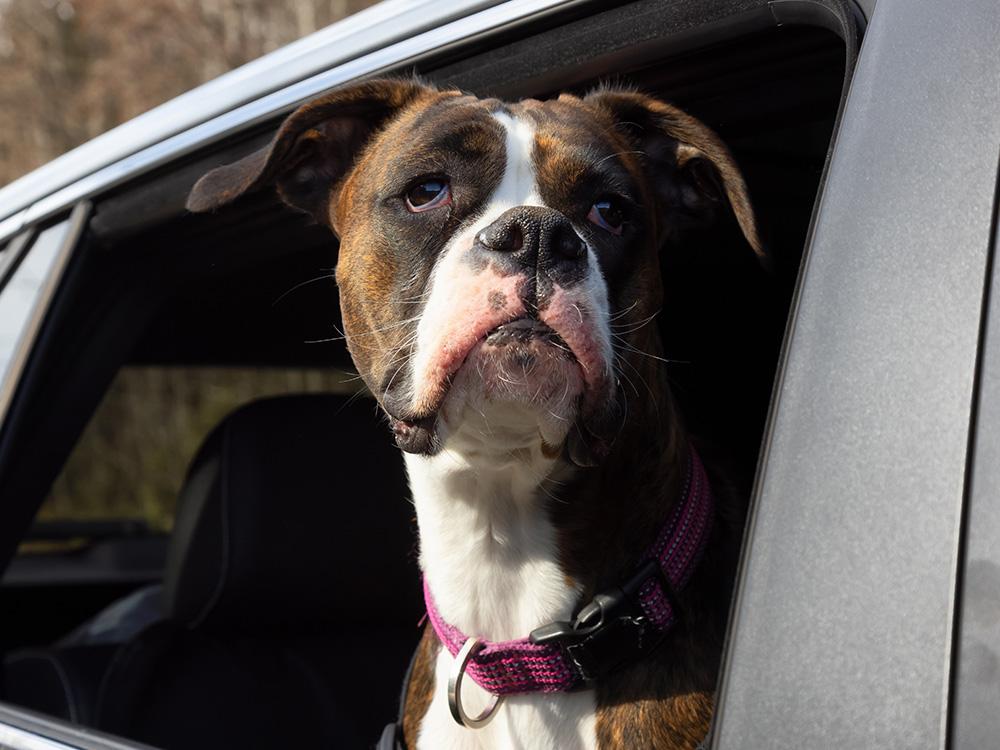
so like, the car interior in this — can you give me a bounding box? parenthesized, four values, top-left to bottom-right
(0, 4, 855, 748)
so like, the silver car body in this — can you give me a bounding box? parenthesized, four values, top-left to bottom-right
(2, 0, 1000, 747)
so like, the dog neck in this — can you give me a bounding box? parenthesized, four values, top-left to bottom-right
(407, 389, 685, 645)
(406, 401, 580, 643)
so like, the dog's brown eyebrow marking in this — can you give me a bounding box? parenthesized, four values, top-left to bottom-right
(431, 122, 503, 162)
(373, 102, 506, 187)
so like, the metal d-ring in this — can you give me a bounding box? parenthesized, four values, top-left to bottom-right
(448, 637, 505, 729)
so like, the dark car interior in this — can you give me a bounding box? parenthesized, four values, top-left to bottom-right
(5, 395, 421, 747)
(0, 2, 856, 747)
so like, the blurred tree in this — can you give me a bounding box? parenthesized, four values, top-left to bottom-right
(0, 0, 375, 186)
(41, 367, 365, 532)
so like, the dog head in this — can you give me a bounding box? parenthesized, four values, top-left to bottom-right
(188, 79, 761, 466)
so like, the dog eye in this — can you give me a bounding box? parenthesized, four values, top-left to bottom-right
(406, 179, 452, 212)
(587, 198, 625, 235)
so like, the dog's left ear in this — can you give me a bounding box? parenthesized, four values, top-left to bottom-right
(186, 79, 434, 230)
(583, 89, 764, 262)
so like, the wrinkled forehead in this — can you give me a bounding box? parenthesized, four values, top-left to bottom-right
(368, 93, 639, 188)
(373, 94, 505, 168)
(513, 96, 642, 197)
(512, 96, 618, 147)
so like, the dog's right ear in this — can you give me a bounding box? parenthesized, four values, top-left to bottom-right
(583, 87, 765, 265)
(186, 79, 433, 229)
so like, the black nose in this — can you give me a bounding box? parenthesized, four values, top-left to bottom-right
(475, 206, 588, 282)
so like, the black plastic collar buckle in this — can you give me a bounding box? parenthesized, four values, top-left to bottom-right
(528, 560, 672, 683)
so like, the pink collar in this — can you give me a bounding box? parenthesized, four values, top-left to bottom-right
(423, 448, 715, 696)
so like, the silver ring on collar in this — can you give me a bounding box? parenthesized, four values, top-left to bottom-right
(448, 637, 505, 729)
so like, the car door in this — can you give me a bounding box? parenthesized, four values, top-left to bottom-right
(12, 0, 997, 747)
(713, 0, 1000, 747)
(0, 207, 156, 750)
(953, 187, 1000, 750)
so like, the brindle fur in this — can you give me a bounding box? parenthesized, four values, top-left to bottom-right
(188, 78, 758, 749)
(401, 336, 742, 747)
(402, 626, 441, 749)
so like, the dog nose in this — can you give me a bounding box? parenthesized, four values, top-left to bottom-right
(476, 206, 587, 273)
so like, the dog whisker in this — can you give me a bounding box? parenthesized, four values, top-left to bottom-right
(612, 336, 686, 366)
(614, 359, 642, 400)
(608, 301, 640, 321)
(615, 354, 659, 410)
(347, 316, 424, 338)
(610, 310, 660, 334)
(381, 336, 419, 405)
(302, 317, 423, 347)
(272, 273, 336, 306)
(391, 291, 432, 304)
(592, 149, 647, 169)
(496, 371, 520, 386)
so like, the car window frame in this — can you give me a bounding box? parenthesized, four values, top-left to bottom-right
(0, 210, 28, 249)
(0, 702, 154, 750)
(0, 205, 90, 443)
(0, 231, 35, 298)
(949, 159, 1000, 748)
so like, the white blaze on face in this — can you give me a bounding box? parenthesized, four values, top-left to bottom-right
(408, 112, 544, 414)
(407, 109, 614, 449)
(488, 111, 545, 212)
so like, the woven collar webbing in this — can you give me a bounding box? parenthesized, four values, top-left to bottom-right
(423, 448, 715, 696)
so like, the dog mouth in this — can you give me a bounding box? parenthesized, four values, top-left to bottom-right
(389, 316, 580, 454)
(483, 317, 574, 354)
(460, 316, 580, 400)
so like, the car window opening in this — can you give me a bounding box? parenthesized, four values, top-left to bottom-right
(0, 19, 849, 750)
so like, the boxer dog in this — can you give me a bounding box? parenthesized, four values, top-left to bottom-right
(187, 78, 762, 749)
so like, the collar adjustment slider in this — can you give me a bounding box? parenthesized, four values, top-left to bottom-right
(529, 560, 672, 682)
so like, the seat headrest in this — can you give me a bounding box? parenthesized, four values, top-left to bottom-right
(164, 394, 419, 634)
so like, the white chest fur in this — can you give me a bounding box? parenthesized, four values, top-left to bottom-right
(405, 414, 597, 750)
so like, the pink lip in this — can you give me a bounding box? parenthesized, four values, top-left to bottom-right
(538, 289, 611, 405)
(410, 312, 531, 416)
(415, 313, 605, 420)
(410, 273, 610, 419)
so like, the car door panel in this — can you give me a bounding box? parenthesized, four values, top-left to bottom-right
(714, 0, 1000, 746)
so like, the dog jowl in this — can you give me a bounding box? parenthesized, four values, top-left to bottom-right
(188, 79, 762, 749)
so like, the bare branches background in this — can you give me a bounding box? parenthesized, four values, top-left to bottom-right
(0, 0, 374, 187)
(45, 368, 364, 532)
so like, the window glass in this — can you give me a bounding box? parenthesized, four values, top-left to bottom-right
(0, 223, 73, 395)
(27, 366, 364, 540)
